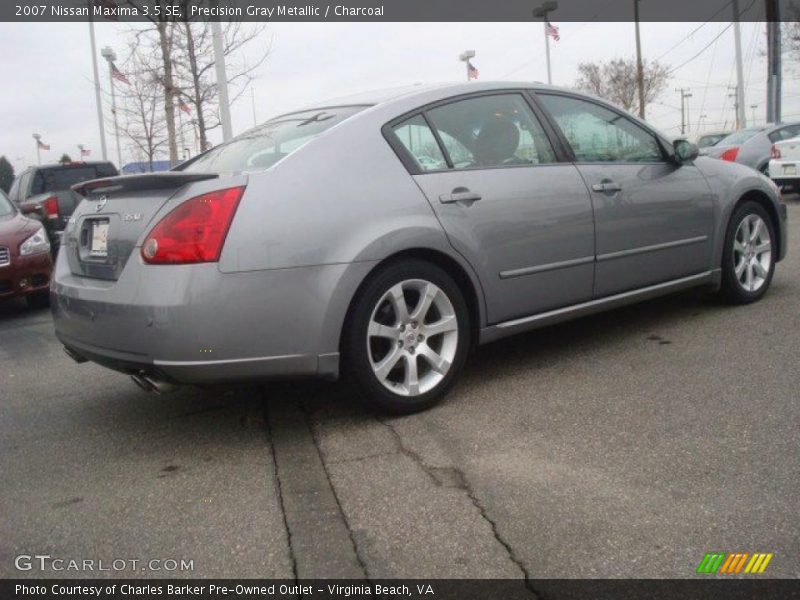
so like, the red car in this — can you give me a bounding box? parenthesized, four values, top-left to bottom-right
(0, 188, 53, 308)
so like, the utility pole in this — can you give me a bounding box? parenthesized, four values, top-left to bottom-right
(251, 86, 258, 127)
(533, 1, 558, 85)
(100, 47, 123, 170)
(87, 8, 108, 161)
(676, 88, 692, 135)
(750, 104, 758, 125)
(728, 87, 741, 130)
(765, 0, 782, 123)
(210, 5, 233, 142)
(732, 0, 747, 128)
(633, 0, 646, 118)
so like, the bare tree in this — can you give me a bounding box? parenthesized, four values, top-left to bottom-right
(123, 0, 190, 165)
(575, 58, 671, 113)
(172, 22, 271, 151)
(115, 43, 169, 171)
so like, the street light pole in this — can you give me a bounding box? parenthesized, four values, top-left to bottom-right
(533, 1, 558, 85)
(87, 10, 108, 161)
(101, 47, 123, 169)
(32, 133, 41, 165)
(459, 50, 475, 82)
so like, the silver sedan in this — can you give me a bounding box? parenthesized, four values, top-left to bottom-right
(52, 82, 788, 413)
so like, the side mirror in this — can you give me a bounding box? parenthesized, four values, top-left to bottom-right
(673, 139, 699, 164)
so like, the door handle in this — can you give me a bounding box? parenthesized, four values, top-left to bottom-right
(591, 180, 622, 193)
(439, 187, 482, 205)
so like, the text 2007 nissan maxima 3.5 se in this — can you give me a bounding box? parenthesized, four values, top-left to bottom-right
(52, 82, 788, 413)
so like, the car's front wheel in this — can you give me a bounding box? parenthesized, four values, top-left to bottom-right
(344, 260, 470, 414)
(719, 201, 776, 304)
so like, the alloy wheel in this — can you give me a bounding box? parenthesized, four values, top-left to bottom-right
(733, 214, 772, 293)
(366, 279, 459, 397)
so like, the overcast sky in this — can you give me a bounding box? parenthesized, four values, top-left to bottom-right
(1, 20, 798, 170)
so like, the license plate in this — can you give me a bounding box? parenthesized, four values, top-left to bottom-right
(783, 164, 797, 175)
(90, 221, 109, 256)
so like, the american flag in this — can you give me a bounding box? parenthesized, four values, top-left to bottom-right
(545, 19, 560, 42)
(110, 62, 131, 86)
(467, 60, 479, 80)
(37, 140, 50, 151)
(178, 98, 192, 115)
(80, 148, 91, 157)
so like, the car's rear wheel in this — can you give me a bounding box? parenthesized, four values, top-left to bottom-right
(719, 201, 776, 304)
(344, 260, 470, 414)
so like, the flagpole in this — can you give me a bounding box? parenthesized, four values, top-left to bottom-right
(88, 4, 108, 161)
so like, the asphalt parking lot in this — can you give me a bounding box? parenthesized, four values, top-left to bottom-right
(1, 197, 798, 582)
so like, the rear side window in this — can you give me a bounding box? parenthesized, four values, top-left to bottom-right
(720, 127, 764, 145)
(31, 164, 117, 195)
(426, 94, 556, 169)
(392, 115, 448, 172)
(183, 105, 367, 173)
(768, 125, 800, 143)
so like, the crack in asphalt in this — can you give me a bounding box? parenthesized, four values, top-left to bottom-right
(264, 399, 300, 582)
(302, 400, 371, 581)
(378, 417, 540, 599)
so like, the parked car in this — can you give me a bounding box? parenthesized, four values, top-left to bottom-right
(0, 188, 53, 308)
(693, 130, 731, 148)
(769, 136, 800, 192)
(52, 82, 788, 413)
(702, 122, 800, 174)
(7, 161, 118, 254)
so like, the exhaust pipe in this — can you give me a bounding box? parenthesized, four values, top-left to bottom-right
(130, 373, 176, 395)
(63, 346, 88, 364)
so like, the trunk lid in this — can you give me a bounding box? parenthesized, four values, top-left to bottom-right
(65, 172, 217, 281)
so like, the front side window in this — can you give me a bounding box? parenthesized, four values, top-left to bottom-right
(184, 105, 367, 173)
(391, 115, 448, 172)
(0, 189, 15, 217)
(426, 94, 556, 169)
(539, 94, 663, 163)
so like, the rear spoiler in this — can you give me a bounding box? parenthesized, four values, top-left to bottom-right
(72, 172, 218, 197)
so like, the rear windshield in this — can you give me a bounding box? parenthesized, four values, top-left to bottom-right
(0, 190, 14, 217)
(718, 127, 764, 146)
(183, 106, 367, 173)
(31, 164, 118, 195)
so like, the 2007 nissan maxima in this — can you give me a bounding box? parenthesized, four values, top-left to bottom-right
(52, 82, 788, 413)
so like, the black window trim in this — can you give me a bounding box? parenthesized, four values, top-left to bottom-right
(529, 90, 677, 166)
(382, 89, 571, 176)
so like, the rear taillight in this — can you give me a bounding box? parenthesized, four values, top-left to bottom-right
(771, 145, 781, 159)
(42, 196, 59, 219)
(141, 186, 245, 265)
(720, 147, 739, 162)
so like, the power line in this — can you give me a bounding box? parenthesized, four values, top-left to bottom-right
(654, 0, 734, 62)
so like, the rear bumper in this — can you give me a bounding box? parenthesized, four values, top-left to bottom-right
(51, 252, 376, 384)
(0, 251, 52, 299)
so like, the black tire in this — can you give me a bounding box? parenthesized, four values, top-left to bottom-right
(26, 290, 50, 309)
(718, 201, 776, 304)
(343, 259, 471, 414)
